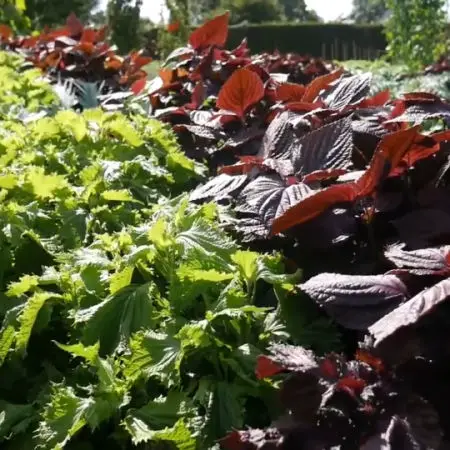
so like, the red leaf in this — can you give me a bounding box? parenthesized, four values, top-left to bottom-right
(66, 12, 84, 36)
(302, 168, 349, 184)
(319, 358, 339, 379)
(402, 92, 441, 103)
(218, 157, 265, 175)
(96, 25, 108, 42)
(336, 376, 366, 396)
(80, 28, 96, 43)
(232, 38, 249, 57)
(244, 63, 271, 83)
(389, 99, 406, 119)
(430, 129, 450, 143)
(0, 24, 12, 40)
(131, 78, 146, 95)
(356, 126, 419, 196)
(255, 355, 284, 379)
(285, 101, 324, 112)
(188, 11, 229, 50)
(355, 349, 385, 373)
(20, 36, 39, 48)
(167, 21, 180, 33)
(190, 82, 206, 109)
(130, 51, 153, 70)
(104, 56, 123, 71)
(389, 142, 440, 177)
(217, 67, 264, 119)
(76, 41, 95, 55)
(302, 68, 344, 103)
(276, 82, 306, 103)
(271, 182, 359, 235)
(354, 89, 390, 109)
(159, 68, 174, 87)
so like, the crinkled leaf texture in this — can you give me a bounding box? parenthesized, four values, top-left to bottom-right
(190, 173, 248, 203)
(235, 175, 312, 240)
(36, 385, 92, 449)
(123, 330, 180, 384)
(300, 273, 409, 330)
(75, 283, 156, 354)
(389, 93, 450, 124)
(256, 343, 318, 379)
(361, 415, 427, 450)
(124, 419, 196, 448)
(123, 392, 195, 448)
(259, 110, 302, 160)
(195, 380, 245, 445)
(271, 126, 420, 234)
(369, 277, 450, 353)
(321, 73, 372, 109)
(385, 243, 450, 275)
(292, 116, 354, 177)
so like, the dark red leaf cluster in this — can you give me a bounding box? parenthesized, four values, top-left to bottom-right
(221, 344, 445, 450)
(0, 14, 151, 93)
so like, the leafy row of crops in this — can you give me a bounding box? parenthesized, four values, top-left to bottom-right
(0, 48, 332, 450)
(3, 10, 450, 450)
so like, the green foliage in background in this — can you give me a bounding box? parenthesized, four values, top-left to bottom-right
(107, 0, 142, 54)
(278, 0, 321, 22)
(157, 0, 190, 58)
(385, 0, 448, 70)
(0, 0, 30, 33)
(182, 0, 320, 25)
(25, 0, 98, 28)
(220, 0, 283, 24)
(350, 0, 387, 23)
(343, 59, 450, 99)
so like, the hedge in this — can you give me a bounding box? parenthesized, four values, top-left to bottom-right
(227, 23, 387, 60)
(144, 23, 387, 60)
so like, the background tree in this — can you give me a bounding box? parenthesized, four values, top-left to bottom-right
(89, 9, 106, 28)
(107, 0, 142, 53)
(350, 0, 388, 23)
(385, 0, 448, 69)
(1, 0, 30, 31)
(189, 0, 221, 25)
(279, 0, 321, 22)
(220, 0, 282, 24)
(156, 0, 190, 58)
(25, 0, 98, 28)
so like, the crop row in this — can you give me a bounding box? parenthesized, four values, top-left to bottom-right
(1, 11, 450, 449)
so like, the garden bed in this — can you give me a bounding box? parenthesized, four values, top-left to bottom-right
(1, 12, 450, 450)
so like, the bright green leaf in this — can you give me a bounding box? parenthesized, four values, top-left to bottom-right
(124, 418, 195, 448)
(36, 385, 90, 450)
(16, 292, 62, 353)
(123, 331, 180, 383)
(0, 174, 18, 189)
(104, 118, 143, 147)
(25, 167, 68, 199)
(75, 283, 156, 354)
(231, 250, 258, 285)
(55, 342, 100, 365)
(101, 189, 139, 203)
(6, 275, 39, 297)
(109, 266, 134, 295)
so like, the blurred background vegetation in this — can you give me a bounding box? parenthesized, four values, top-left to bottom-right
(1, 0, 450, 77)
